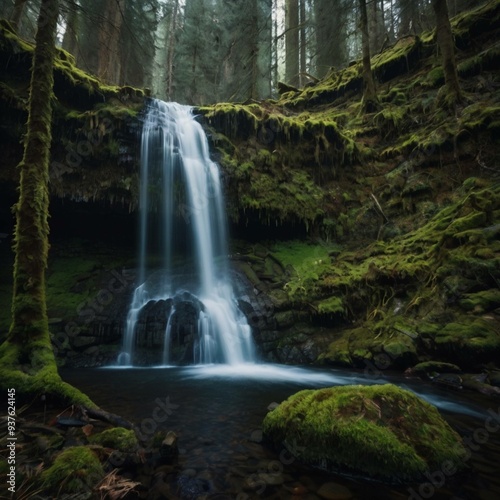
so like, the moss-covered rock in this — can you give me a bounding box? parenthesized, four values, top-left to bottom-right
(89, 427, 138, 452)
(421, 317, 500, 366)
(262, 384, 467, 483)
(40, 446, 104, 495)
(410, 361, 462, 377)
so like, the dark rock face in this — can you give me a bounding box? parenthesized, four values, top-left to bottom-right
(53, 256, 311, 367)
(135, 298, 174, 349)
(133, 291, 205, 365)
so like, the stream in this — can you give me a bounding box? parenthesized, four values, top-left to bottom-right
(61, 364, 500, 499)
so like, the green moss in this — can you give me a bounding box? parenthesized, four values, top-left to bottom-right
(317, 296, 345, 315)
(460, 103, 500, 134)
(425, 67, 445, 87)
(374, 105, 408, 137)
(372, 36, 422, 81)
(319, 348, 352, 367)
(271, 241, 336, 302)
(459, 289, 500, 312)
(263, 384, 466, 482)
(424, 317, 500, 365)
(89, 427, 138, 452)
(0, 340, 95, 406)
(271, 241, 332, 274)
(41, 446, 104, 495)
(46, 256, 100, 316)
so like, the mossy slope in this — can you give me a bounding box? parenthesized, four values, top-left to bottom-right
(264, 181, 500, 369)
(198, 0, 500, 233)
(198, 2, 500, 370)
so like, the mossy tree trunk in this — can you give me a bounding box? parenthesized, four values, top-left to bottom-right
(9, 0, 58, 353)
(432, 0, 462, 106)
(359, 0, 378, 112)
(0, 0, 94, 407)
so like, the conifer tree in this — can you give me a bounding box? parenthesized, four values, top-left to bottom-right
(285, 0, 299, 87)
(432, 0, 462, 106)
(359, 0, 378, 111)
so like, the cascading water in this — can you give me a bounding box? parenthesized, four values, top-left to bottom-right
(118, 100, 256, 366)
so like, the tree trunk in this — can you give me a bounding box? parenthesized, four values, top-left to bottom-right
(166, 0, 180, 100)
(370, 0, 387, 52)
(285, 0, 299, 87)
(62, 0, 79, 59)
(249, 0, 259, 99)
(432, 0, 462, 105)
(98, 0, 124, 84)
(398, 0, 419, 35)
(0, 0, 93, 406)
(314, 0, 347, 77)
(359, 0, 378, 111)
(299, 0, 306, 87)
(9, 0, 58, 351)
(10, 0, 27, 30)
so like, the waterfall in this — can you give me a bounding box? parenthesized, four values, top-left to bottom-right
(118, 100, 256, 366)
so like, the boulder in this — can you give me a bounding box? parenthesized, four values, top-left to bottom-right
(262, 384, 467, 483)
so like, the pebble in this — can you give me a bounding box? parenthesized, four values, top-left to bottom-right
(259, 472, 285, 486)
(250, 429, 263, 442)
(289, 483, 308, 495)
(316, 482, 353, 500)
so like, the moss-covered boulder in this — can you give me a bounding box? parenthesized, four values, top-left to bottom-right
(40, 446, 104, 495)
(262, 384, 466, 483)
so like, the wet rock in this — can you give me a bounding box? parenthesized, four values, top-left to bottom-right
(275, 310, 296, 329)
(462, 374, 500, 396)
(160, 431, 179, 464)
(488, 371, 500, 387)
(176, 474, 211, 499)
(431, 373, 463, 390)
(250, 429, 263, 443)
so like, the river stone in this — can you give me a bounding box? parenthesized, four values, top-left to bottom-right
(262, 384, 467, 483)
(317, 482, 353, 500)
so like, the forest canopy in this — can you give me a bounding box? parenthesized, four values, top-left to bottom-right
(0, 0, 479, 105)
